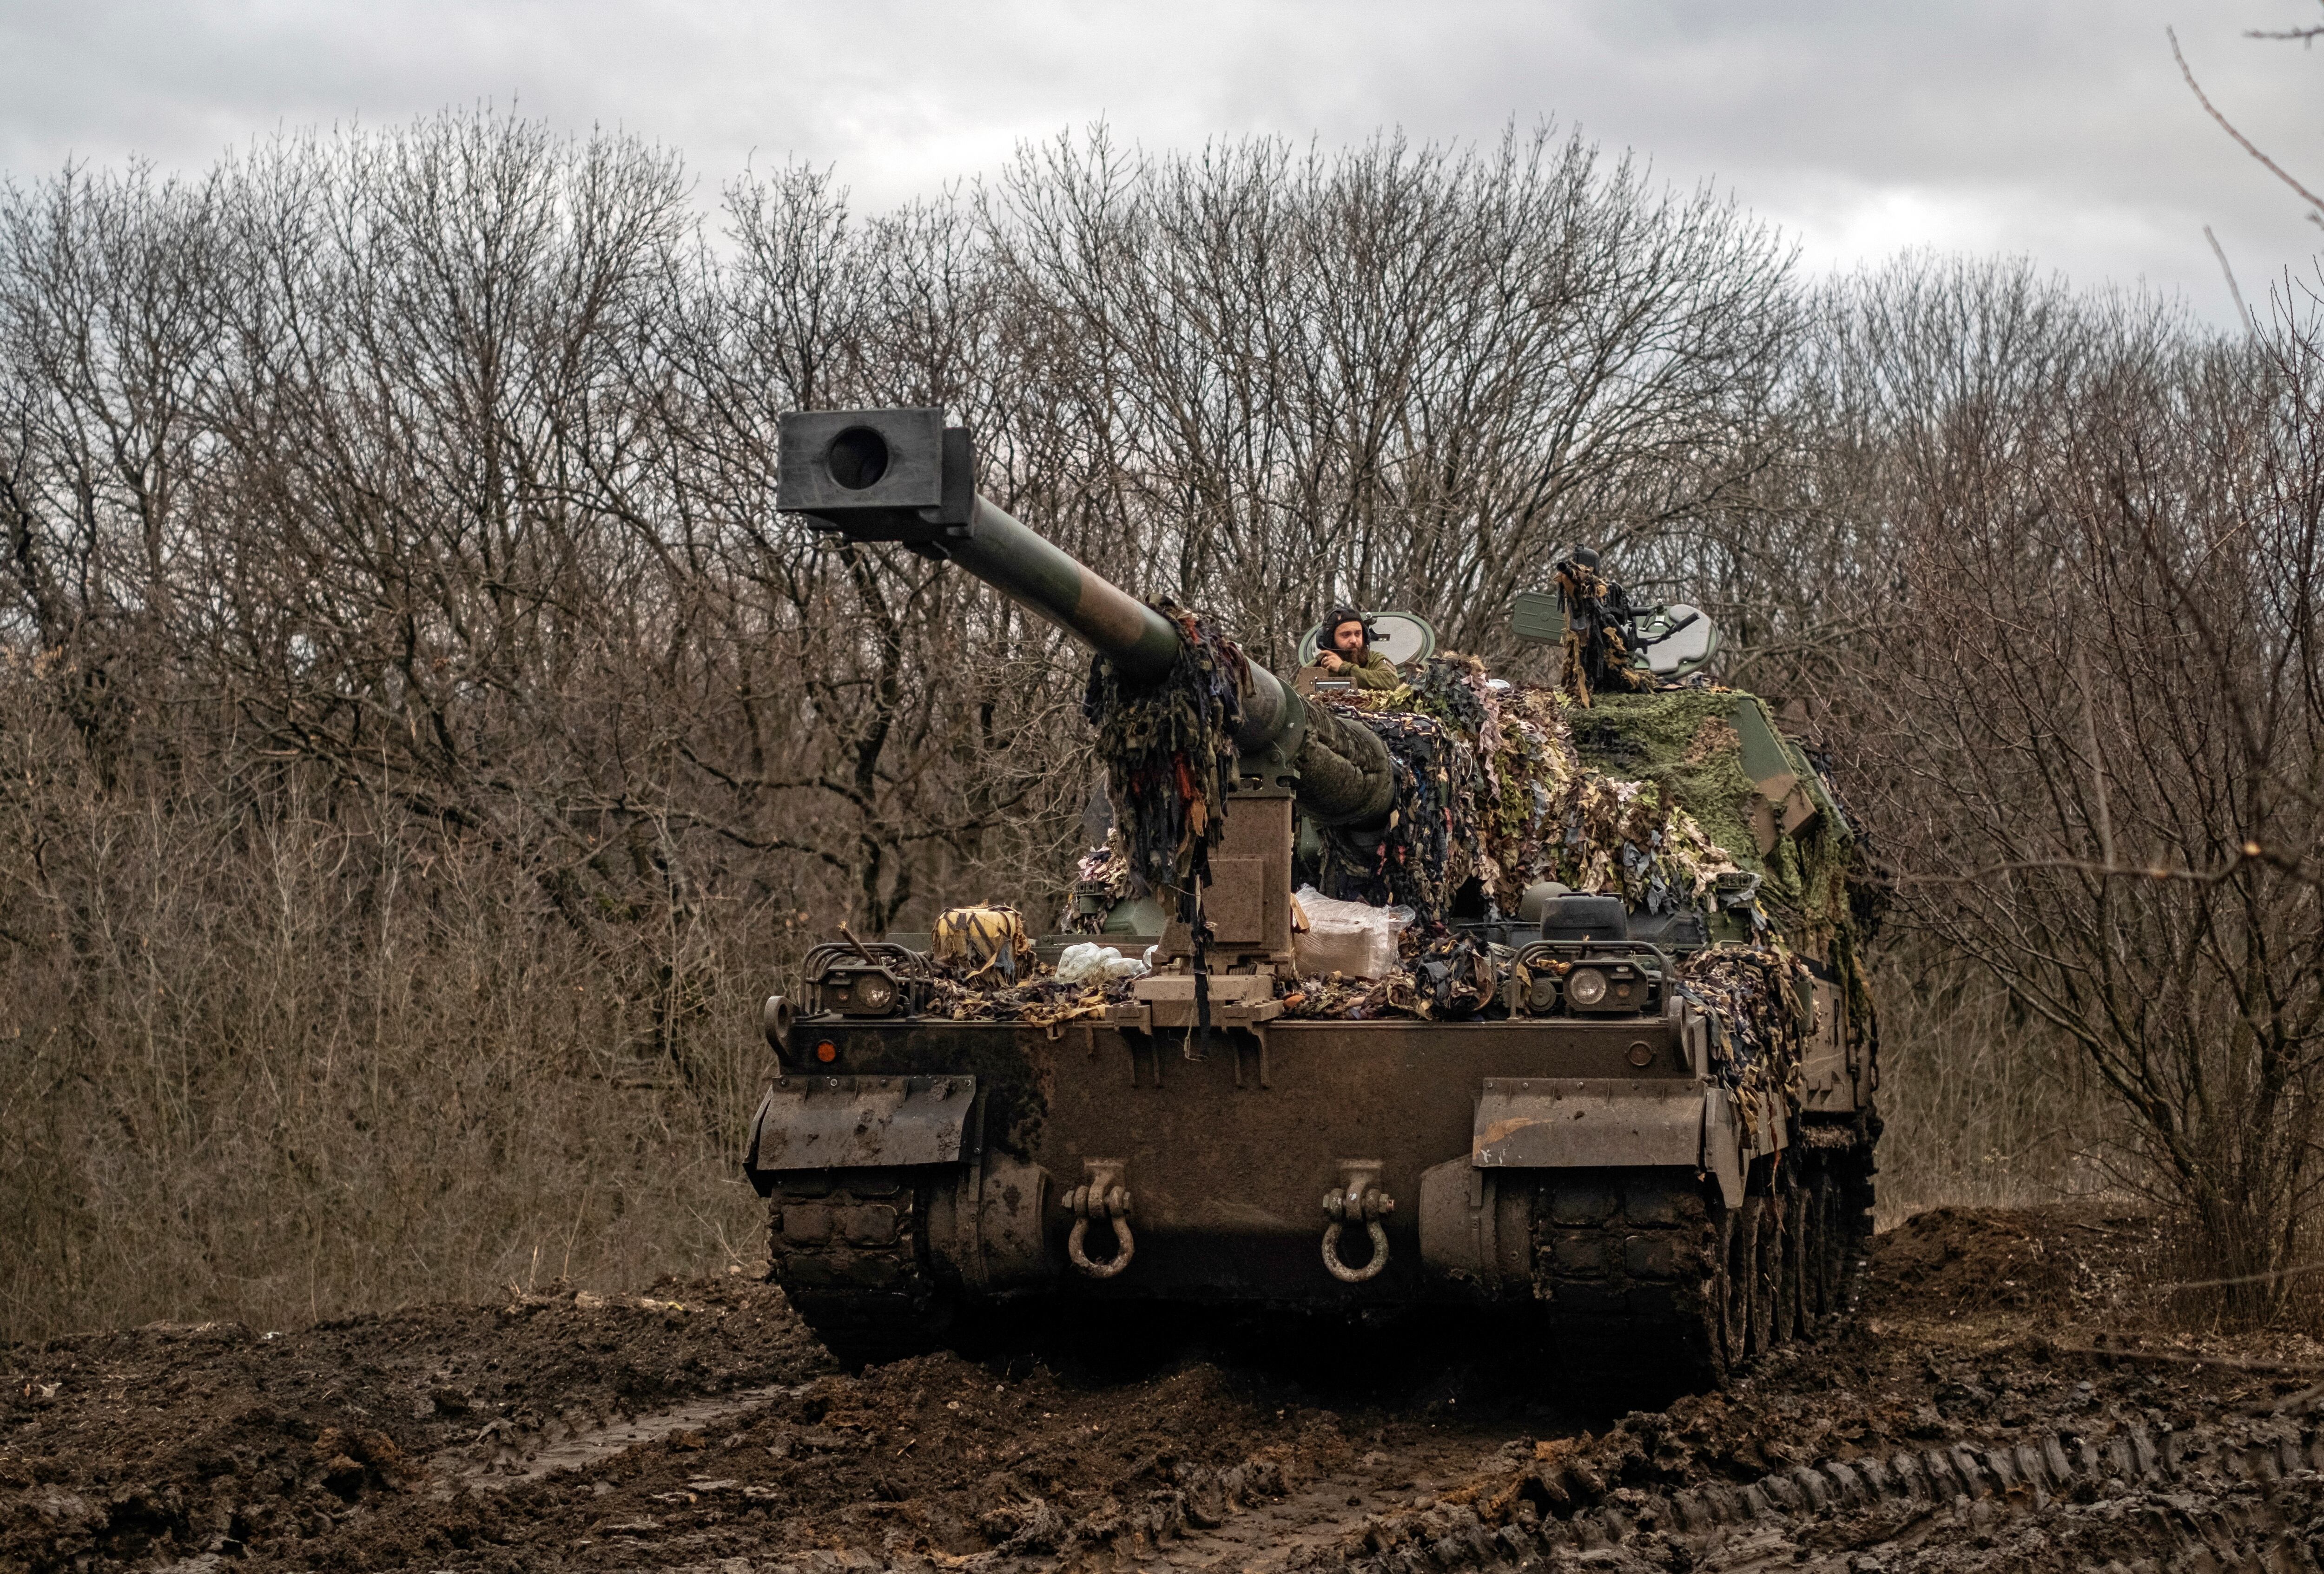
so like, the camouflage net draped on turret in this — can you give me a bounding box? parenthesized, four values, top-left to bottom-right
(1315, 706, 1481, 916)
(1081, 601, 1246, 926)
(1315, 654, 1739, 926)
(1055, 630, 1870, 1116)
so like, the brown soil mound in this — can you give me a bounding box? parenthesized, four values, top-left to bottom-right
(1858, 1203, 2164, 1321)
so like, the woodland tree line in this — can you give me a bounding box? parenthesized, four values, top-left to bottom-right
(2, 112, 2318, 1337)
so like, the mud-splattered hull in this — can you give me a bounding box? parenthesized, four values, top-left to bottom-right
(743, 1010, 1876, 1379)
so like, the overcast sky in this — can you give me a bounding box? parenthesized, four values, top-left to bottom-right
(2, 0, 2318, 329)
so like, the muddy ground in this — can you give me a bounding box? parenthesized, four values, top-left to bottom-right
(7, 1206, 2323, 1574)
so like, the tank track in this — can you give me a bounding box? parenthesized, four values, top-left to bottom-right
(1528, 1141, 1875, 1386)
(764, 1167, 955, 1367)
(765, 1141, 1876, 1379)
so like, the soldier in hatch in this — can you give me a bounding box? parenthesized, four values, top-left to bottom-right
(1314, 608, 1402, 691)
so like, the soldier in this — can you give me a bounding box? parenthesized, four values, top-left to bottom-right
(1314, 607, 1402, 691)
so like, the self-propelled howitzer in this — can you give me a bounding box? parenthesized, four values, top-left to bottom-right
(745, 407, 1880, 1382)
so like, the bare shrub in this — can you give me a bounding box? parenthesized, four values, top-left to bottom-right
(0, 679, 772, 1334)
(1869, 944, 2123, 1221)
(1818, 259, 2324, 1319)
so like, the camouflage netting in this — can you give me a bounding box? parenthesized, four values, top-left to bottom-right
(1279, 971, 1419, 1020)
(922, 972, 1137, 1030)
(1315, 705, 1481, 915)
(869, 946, 1142, 1031)
(1555, 554, 1656, 705)
(1081, 600, 1247, 926)
(1314, 655, 1742, 928)
(1281, 928, 1504, 1021)
(1563, 687, 1870, 955)
(1058, 834, 1132, 935)
(1677, 943, 1813, 1122)
(1039, 626, 1875, 1104)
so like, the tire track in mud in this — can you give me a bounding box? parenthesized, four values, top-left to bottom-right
(434, 1384, 805, 1492)
(512, 1403, 2324, 1574)
(1276, 1413, 2324, 1574)
(939, 1422, 1542, 1574)
(15, 1205, 2324, 1573)
(409, 1352, 1566, 1574)
(460, 1414, 1553, 1574)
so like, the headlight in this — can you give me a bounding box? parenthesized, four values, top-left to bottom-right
(851, 972, 898, 1014)
(1566, 967, 1609, 1008)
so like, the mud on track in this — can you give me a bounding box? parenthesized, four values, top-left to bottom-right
(8, 1207, 2324, 1573)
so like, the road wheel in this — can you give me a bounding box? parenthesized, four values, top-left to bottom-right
(1813, 1170, 1843, 1322)
(1723, 1197, 1757, 1364)
(1775, 1179, 1805, 1344)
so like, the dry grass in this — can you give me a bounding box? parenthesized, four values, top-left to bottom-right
(0, 743, 778, 1342)
(1868, 944, 2128, 1228)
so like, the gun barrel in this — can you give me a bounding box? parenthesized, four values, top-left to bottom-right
(778, 409, 1291, 750)
(950, 495, 1181, 680)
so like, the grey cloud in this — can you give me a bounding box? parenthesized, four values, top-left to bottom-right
(0, 0, 2317, 325)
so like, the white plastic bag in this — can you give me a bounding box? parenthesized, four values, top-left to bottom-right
(1056, 941, 1150, 984)
(1291, 886, 1415, 979)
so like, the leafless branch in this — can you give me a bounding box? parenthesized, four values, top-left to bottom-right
(2171, 27, 2324, 222)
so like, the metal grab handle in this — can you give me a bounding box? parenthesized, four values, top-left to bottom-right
(1065, 1165, 1134, 1278)
(1320, 1164, 1396, 1283)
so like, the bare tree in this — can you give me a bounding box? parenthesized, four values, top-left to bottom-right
(1829, 260, 2324, 1315)
(986, 124, 1797, 665)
